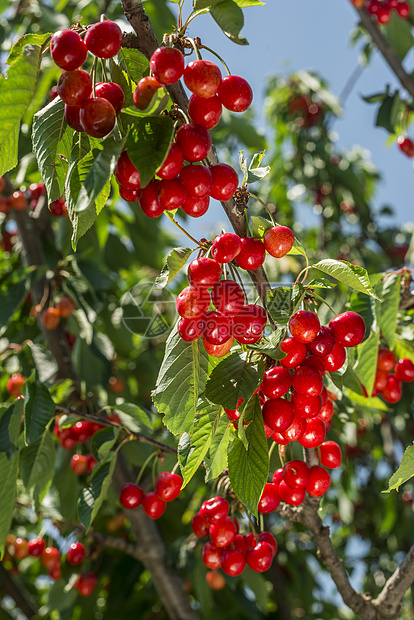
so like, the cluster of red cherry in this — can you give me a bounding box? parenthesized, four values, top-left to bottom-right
(352, 0, 410, 23)
(397, 135, 414, 158)
(372, 347, 414, 402)
(7, 535, 88, 586)
(31, 294, 76, 331)
(175, 228, 295, 347)
(114, 45, 253, 216)
(192, 496, 277, 579)
(119, 471, 183, 519)
(288, 94, 324, 129)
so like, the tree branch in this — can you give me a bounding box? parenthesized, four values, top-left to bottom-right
(373, 543, 414, 618)
(0, 562, 39, 619)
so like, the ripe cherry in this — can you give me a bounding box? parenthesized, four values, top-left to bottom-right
(177, 317, 204, 341)
(150, 46, 184, 85)
(202, 542, 223, 569)
(80, 97, 116, 138)
(211, 280, 244, 316)
(77, 572, 98, 597)
(302, 354, 326, 376)
(158, 178, 188, 210)
(377, 348, 397, 372)
(50, 30, 87, 71)
(262, 398, 295, 433)
(84, 20, 123, 58)
(86, 453, 97, 472)
(318, 399, 334, 423)
(140, 179, 164, 218)
(28, 537, 45, 557)
(232, 304, 267, 344)
(73, 420, 91, 443)
(142, 492, 166, 519)
(246, 542, 273, 573)
(306, 465, 331, 497)
(203, 336, 234, 358)
(211, 233, 242, 263)
(182, 195, 210, 217)
(95, 82, 125, 115)
(11, 191, 28, 211)
(218, 75, 253, 112)
(65, 104, 84, 131)
(395, 358, 414, 382)
(179, 164, 212, 197)
(258, 532, 277, 557)
(155, 471, 182, 501)
(49, 197, 68, 216)
(57, 70, 92, 106)
(258, 482, 280, 513)
(260, 366, 291, 399)
(209, 163, 239, 201)
(67, 542, 85, 565)
(298, 417, 326, 448)
(133, 76, 162, 110)
(278, 480, 305, 506)
(188, 94, 222, 129)
(397, 135, 414, 157)
(205, 571, 226, 590)
(49, 564, 62, 581)
(40, 547, 60, 570)
(319, 440, 342, 469)
(283, 460, 309, 489)
(329, 311, 365, 347)
(272, 468, 284, 486)
(56, 295, 75, 318)
(289, 310, 320, 344)
(203, 310, 233, 345)
(322, 341, 346, 372)
(42, 307, 61, 330)
(292, 365, 323, 397)
(176, 286, 210, 319)
(377, 5, 391, 23)
(184, 60, 222, 98)
(175, 123, 212, 162)
(157, 143, 184, 180)
(0, 196, 11, 214)
(279, 336, 308, 369)
(235, 237, 265, 270)
(57, 426, 77, 450)
(307, 326, 336, 357)
(290, 391, 322, 419)
(210, 517, 237, 547)
(263, 226, 295, 258)
(282, 412, 306, 442)
(120, 482, 143, 509)
(188, 257, 221, 288)
(397, 1, 410, 18)
(374, 369, 388, 392)
(13, 538, 29, 559)
(221, 549, 246, 576)
(192, 512, 210, 537)
(6, 373, 25, 397)
(70, 454, 88, 475)
(200, 496, 229, 524)
(382, 375, 402, 403)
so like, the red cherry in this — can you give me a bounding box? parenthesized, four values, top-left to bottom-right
(320, 386, 328, 405)
(65, 104, 84, 132)
(28, 538, 45, 557)
(258, 483, 280, 513)
(211, 280, 244, 316)
(377, 348, 397, 372)
(80, 97, 116, 138)
(283, 460, 309, 489)
(70, 454, 88, 475)
(57, 70, 92, 106)
(319, 441, 342, 468)
(307, 326, 336, 357)
(377, 6, 391, 23)
(84, 20, 123, 59)
(184, 60, 222, 98)
(67, 542, 85, 565)
(246, 542, 273, 573)
(177, 317, 204, 341)
(95, 82, 125, 115)
(203, 336, 234, 358)
(181, 195, 210, 217)
(298, 417, 326, 448)
(140, 179, 164, 218)
(396, 1, 410, 18)
(13, 538, 29, 559)
(120, 483, 144, 509)
(150, 46, 184, 85)
(278, 480, 305, 506)
(158, 178, 188, 210)
(49, 564, 62, 581)
(77, 572, 98, 597)
(233, 304, 267, 344)
(235, 237, 265, 271)
(279, 337, 308, 369)
(50, 30, 87, 71)
(72, 420, 90, 442)
(329, 311, 365, 347)
(397, 135, 414, 157)
(49, 197, 67, 216)
(188, 257, 221, 288)
(176, 286, 210, 319)
(205, 570, 226, 590)
(272, 468, 284, 486)
(210, 517, 237, 547)
(281, 412, 306, 442)
(382, 375, 402, 403)
(291, 391, 322, 419)
(262, 398, 295, 433)
(192, 512, 210, 537)
(221, 549, 245, 576)
(211, 233, 242, 263)
(179, 164, 212, 197)
(40, 547, 60, 570)
(263, 226, 294, 258)
(6, 373, 25, 397)
(86, 453, 97, 472)
(258, 532, 277, 557)
(202, 542, 223, 569)
(0, 197, 11, 214)
(395, 358, 414, 382)
(374, 369, 388, 392)
(188, 94, 222, 129)
(203, 310, 233, 345)
(157, 143, 184, 180)
(142, 492, 166, 519)
(175, 123, 212, 162)
(200, 496, 229, 524)
(58, 427, 77, 450)
(218, 75, 253, 112)
(209, 163, 239, 201)
(292, 366, 323, 397)
(260, 367, 291, 399)
(155, 471, 182, 502)
(322, 341, 346, 372)
(119, 184, 140, 202)
(56, 295, 76, 318)
(10, 191, 28, 211)
(318, 399, 334, 423)
(42, 307, 60, 330)
(289, 310, 320, 344)
(133, 76, 162, 110)
(368, 0, 381, 13)
(302, 354, 325, 376)
(306, 465, 331, 497)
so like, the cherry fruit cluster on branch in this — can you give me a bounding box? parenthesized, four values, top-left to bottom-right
(351, 0, 410, 24)
(372, 347, 414, 402)
(120, 470, 183, 520)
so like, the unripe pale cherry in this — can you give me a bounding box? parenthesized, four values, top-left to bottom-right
(211, 233, 242, 263)
(319, 440, 342, 468)
(288, 310, 320, 344)
(329, 311, 365, 347)
(50, 30, 88, 71)
(218, 75, 253, 112)
(176, 286, 210, 319)
(84, 20, 123, 59)
(263, 226, 295, 258)
(211, 280, 244, 316)
(133, 76, 162, 110)
(262, 398, 295, 433)
(188, 257, 221, 288)
(184, 60, 222, 98)
(235, 237, 265, 270)
(202, 310, 233, 345)
(209, 163, 239, 201)
(279, 336, 308, 369)
(306, 465, 331, 497)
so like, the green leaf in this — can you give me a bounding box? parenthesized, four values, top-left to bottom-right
(246, 166, 271, 183)
(122, 86, 169, 118)
(375, 92, 401, 133)
(384, 444, 414, 493)
(377, 274, 401, 349)
(394, 336, 414, 364)
(0, 275, 29, 336)
(32, 96, 73, 202)
(233, 0, 265, 5)
(119, 48, 149, 84)
(152, 327, 209, 436)
(245, 327, 286, 360)
(78, 453, 118, 531)
(155, 246, 193, 289)
(20, 431, 56, 507)
(0, 400, 23, 457)
(346, 389, 389, 411)
(210, 0, 249, 45)
(109, 60, 134, 108)
(266, 285, 305, 327)
(354, 330, 380, 397)
(178, 401, 221, 487)
(0, 40, 45, 176)
(91, 427, 119, 461)
(204, 350, 264, 409)
(126, 116, 174, 188)
(204, 415, 231, 481)
(311, 259, 380, 299)
(24, 377, 55, 444)
(385, 13, 414, 61)
(112, 403, 153, 429)
(307, 278, 337, 289)
(228, 396, 268, 517)
(0, 453, 18, 559)
(249, 152, 266, 169)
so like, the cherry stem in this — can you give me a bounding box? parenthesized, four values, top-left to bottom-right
(294, 266, 309, 286)
(187, 37, 203, 61)
(259, 513, 264, 533)
(247, 511, 257, 535)
(228, 262, 247, 301)
(163, 211, 202, 246)
(171, 461, 180, 475)
(180, 9, 209, 34)
(197, 44, 231, 75)
(135, 451, 158, 486)
(100, 58, 109, 84)
(91, 56, 98, 97)
(268, 440, 277, 460)
(308, 290, 336, 315)
(249, 192, 276, 226)
(152, 452, 159, 488)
